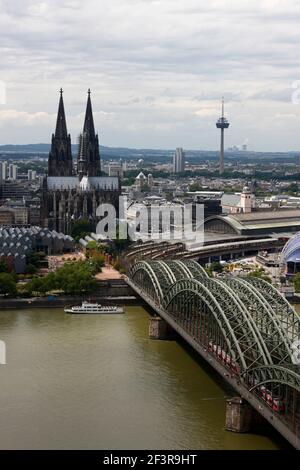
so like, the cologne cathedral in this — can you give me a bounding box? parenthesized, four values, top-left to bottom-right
(41, 90, 120, 234)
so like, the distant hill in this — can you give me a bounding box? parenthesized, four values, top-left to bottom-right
(0, 144, 299, 163)
(0, 143, 175, 160)
(0, 143, 172, 155)
(0, 143, 51, 153)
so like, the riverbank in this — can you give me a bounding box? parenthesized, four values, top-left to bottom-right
(0, 279, 146, 309)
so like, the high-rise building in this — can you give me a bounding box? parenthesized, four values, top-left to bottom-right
(173, 148, 185, 173)
(8, 164, 18, 180)
(216, 98, 230, 175)
(28, 170, 37, 181)
(0, 161, 7, 180)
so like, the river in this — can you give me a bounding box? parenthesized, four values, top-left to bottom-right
(0, 306, 286, 449)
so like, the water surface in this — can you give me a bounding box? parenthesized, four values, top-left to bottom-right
(0, 307, 284, 449)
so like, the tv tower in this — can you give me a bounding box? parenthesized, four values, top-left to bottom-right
(216, 97, 230, 175)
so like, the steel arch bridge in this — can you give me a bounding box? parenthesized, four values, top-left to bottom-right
(128, 259, 300, 449)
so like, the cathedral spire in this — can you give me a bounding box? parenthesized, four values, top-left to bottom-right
(54, 88, 68, 140)
(77, 89, 101, 178)
(48, 89, 73, 176)
(83, 88, 96, 137)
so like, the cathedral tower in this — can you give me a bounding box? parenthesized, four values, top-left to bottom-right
(48, 89, 73, 176)
(77, 89, 101, 179)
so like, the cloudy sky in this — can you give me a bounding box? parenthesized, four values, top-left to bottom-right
(1, 0, 300, 151)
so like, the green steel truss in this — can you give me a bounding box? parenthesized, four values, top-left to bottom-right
(243, 365, 300, 392)
(129, 260, 300, 394)
(220, 278, 292, 364)
(244, 277, 300, 343)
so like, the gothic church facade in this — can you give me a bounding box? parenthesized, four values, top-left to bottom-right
(41, 90, 120, 234)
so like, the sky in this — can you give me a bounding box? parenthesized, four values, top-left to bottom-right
(1, 0, 300, 151)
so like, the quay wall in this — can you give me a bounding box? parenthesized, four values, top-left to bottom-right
(0, 280, 145, 309)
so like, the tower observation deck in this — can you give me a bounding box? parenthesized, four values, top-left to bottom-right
(216, 98, 230, 175)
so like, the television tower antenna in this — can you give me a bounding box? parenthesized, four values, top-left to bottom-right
(216, 97, 230, 175)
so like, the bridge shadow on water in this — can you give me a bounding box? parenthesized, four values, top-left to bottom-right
(174, 335, 292, 450)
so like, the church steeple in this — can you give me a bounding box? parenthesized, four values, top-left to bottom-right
(48, 89, 73, 176)
(83, 89, 95, 137)
(77, 89, 101, 179)
(54, 88, 68, 140)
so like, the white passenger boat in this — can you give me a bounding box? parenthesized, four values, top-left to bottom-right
(64, 301, 124, 314)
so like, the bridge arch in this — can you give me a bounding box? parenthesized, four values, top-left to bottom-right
(130, 261, 166, 303)
(244, 277, 300, 343)
(163, 278, 270, 371)
(164, 260, 206, 281)
(221, 277, 293, 364)
(243, 365, 300, 393)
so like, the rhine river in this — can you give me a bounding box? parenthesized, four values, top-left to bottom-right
(0, 306, 287, 450)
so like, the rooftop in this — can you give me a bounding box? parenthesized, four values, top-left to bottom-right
(229, 209, 300, 224)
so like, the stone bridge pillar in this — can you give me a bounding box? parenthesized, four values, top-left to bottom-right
(149, 316, 176, 340)
(225, 397, 262, 433)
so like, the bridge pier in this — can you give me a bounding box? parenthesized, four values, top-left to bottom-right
(149, 316, 176, 340)
(225, 397, 261, 433)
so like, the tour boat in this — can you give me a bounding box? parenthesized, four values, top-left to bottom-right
(64, 301, 124, 314)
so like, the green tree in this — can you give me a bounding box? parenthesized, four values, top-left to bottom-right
(89, 253, 105, 273)
(293, 273, 300, 292)
(210, 261, 223, 273)
(25, 264, 37, 275)
(25, 260, 99, 296)
(247, 269, 272, 284)
(26, 277, 49, 296)
(0, 273, 17, 297)
(86, 241, 98, 251)
(0, 259, 9, 273)
(71, 220, 92, 242)
(189, 182, 203, 192)
(26, 251, 46, 268)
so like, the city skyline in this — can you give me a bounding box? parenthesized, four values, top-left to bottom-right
(1, 1, 300, 151)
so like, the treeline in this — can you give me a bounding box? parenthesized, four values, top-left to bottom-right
(124, 168, 300, 184)
(0, 256, 105, 298)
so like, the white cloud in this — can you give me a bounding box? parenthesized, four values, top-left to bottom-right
(0, 0, 300, 149)
(0, 109, 53, 125)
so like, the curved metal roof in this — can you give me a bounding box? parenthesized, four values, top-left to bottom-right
(282, 232, 300, 263)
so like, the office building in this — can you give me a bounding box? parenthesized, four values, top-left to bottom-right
(173, 148, 185, 173)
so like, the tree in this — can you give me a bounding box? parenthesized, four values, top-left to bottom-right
(293, 273, 300, 292)
(26, 251, 46, 268)
(89, 253, 105, 273)
(0, 259, 9, 273)
(25, 264, 37, 275)
(189, 182, 203, 192)
(210, 261, 223, 273)
(25, 260, 99, 296)
(71, 220, 92, 242)
(0, 273, 17, 297)
(247, 269, 272, 284)
(26, 277, 49, 296)
(86, 241, 98, 251)
(205, 266, 213, 277)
